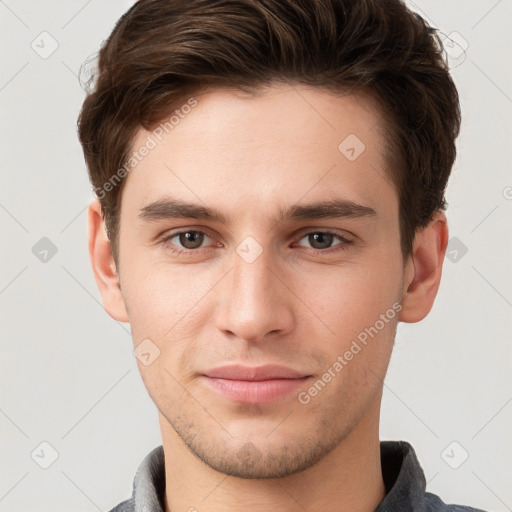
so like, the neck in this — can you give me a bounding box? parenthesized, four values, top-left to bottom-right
(159, 396, 386, 512)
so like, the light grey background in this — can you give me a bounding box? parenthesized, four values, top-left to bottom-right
(1, 1, 511, 511)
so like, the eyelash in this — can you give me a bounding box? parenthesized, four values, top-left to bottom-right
(160, 229, 354, 256)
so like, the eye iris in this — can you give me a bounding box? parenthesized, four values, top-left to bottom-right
(179, 231, 204, 249)
(309, 233, 333, 249)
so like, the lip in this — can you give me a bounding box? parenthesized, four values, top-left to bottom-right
(204, 364, 307, 381)
(202, 365, 311, 404)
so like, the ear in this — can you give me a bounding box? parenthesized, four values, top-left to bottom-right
(399, 211, 449, 323)
(88, 199, 129, 322)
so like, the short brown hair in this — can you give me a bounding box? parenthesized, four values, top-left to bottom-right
(78, 0, 461, 266)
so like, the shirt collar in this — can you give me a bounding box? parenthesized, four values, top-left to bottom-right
(123, 440, 428, 512)
(375, 440, 428, 512)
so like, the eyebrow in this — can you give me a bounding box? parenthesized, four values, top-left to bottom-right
(138, 197, 377, 224)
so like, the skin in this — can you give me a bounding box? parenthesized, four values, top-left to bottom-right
(88, 83, 448, 512)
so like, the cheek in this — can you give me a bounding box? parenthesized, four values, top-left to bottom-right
(120, 256, 213, 339)
(299, 258, 402, 344)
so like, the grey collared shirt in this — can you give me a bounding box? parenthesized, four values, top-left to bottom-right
(108, 441, 487, 512)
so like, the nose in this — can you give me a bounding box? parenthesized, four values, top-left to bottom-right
(215, 245, 295, 343)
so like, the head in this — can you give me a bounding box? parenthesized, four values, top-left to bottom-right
(80, 0, 459, 478)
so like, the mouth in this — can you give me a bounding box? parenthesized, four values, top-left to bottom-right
(201, 364, 312, 404)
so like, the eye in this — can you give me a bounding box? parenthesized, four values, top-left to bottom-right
(161, 230, 217, 254)
(295, 231, 353, 251)
(160, 228, 354, 257)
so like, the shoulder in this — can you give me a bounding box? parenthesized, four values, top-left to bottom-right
(424, 492, 489, 512)
(378, 440, 490, 512)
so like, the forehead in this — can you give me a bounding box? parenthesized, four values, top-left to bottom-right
(120, 84, 395, 223)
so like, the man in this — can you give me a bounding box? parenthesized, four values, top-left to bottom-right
(78, 0, 486, 510)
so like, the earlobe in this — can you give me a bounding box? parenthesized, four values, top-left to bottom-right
(398, 211, 449, 323)
(88, 199, 129, 323)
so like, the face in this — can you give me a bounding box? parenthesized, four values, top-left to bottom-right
(113, 84, 406, 477)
